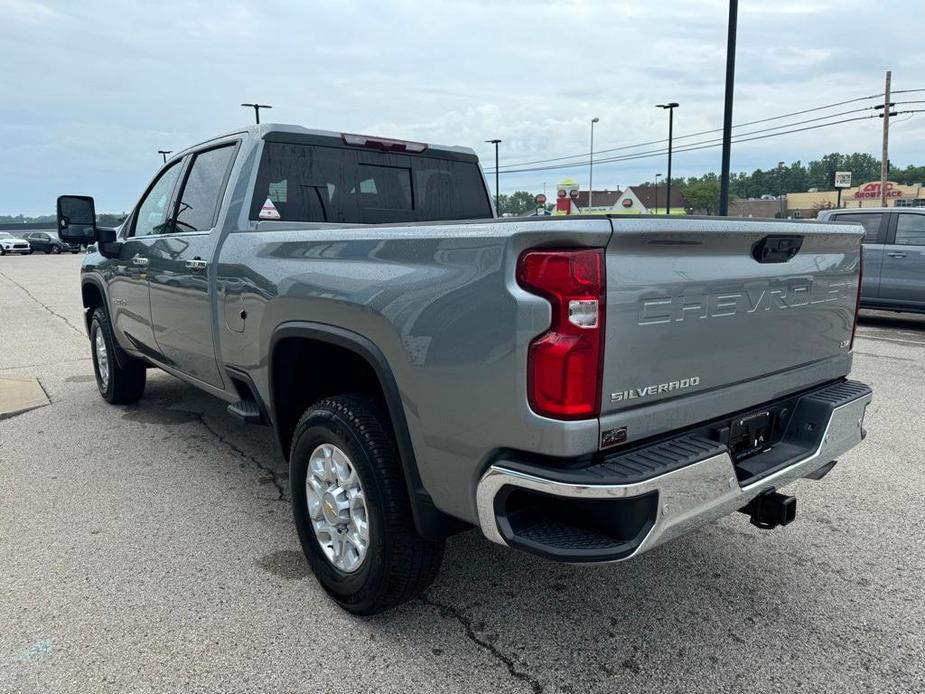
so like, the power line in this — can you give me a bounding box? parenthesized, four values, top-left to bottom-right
(489, 112, 911, 176)
(494, 89, 921, 172)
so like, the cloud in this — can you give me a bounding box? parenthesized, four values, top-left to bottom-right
(1, 0, 923, 213)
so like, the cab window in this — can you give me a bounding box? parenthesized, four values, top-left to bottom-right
(132, 161, 183, 238)
(894, 213, 925, 246)
(831, 213, 883, 244)
(172, 144, 237, 233)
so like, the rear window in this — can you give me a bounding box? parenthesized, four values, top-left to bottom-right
(831, 213, 883, 243)
(249, 142, 492, 224)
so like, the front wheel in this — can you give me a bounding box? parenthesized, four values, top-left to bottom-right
(89, 307, 146, 404)
(290, 395, 444, 615)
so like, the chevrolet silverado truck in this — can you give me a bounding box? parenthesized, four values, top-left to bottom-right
(57, 124, 872, 614)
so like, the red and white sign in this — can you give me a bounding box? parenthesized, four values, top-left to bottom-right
(259, 197, 281, 220)
(622, 198, 633, 208)
(854, 182, 902, 200)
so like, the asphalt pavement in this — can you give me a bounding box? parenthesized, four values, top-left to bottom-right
(1, 254, 923, 693)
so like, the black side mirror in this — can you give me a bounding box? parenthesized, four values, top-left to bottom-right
(57, 195, 98, 244)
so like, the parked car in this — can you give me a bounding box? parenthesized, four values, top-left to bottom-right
(24, 230, 81, 254)
(0, 231, 32, 255)
(818, 206, 925, 313)
(57, 124, 871, 614)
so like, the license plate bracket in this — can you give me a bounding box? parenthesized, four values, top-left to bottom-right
(727, 409, 773, 461)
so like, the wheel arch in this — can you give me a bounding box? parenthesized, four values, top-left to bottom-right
(268, 322, 466, 539)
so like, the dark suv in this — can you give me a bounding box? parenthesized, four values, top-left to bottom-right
(25, 231, 81, 254)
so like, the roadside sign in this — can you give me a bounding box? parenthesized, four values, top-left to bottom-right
(834, 171, 852, 189)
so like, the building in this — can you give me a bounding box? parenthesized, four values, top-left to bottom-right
(612, 185, 688, 215)
(575, 189, 622, 210)
(730, 198, 785, 218)
(787, 181, 925, 218)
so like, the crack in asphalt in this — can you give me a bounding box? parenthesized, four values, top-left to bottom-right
(0, 269, 85, 337)
(420, 595, 543, 694)
(197, 414, 289, 502)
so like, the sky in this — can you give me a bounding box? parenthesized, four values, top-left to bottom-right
(1, 0, 924, 215)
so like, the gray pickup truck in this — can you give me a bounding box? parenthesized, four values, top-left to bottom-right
(57, 124, 872, 614)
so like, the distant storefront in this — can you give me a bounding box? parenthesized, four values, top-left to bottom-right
(787, 181, 925, 218)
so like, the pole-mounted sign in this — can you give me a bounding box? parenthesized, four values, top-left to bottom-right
(834, 171, 852, 189)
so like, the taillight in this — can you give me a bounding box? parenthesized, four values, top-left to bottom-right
(517, 248, 605, 419)
(850, 246, 863, 350)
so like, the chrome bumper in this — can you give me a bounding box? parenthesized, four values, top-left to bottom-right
(476, 388, 872, 561)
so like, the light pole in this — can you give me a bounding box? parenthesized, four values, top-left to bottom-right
(777, 161, 785, 218)
(655, 173, 662, 215)
(157, 150, 172, 163)
(719, 0, 739, 216)
(589, 117, 600, 209)
(241, 103, 272, 124)
(656, 103, 679, 215)
(485, 139, 502, 213)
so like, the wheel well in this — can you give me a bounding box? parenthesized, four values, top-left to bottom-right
(81, 282, 105, 333)
(271, 337, 389, 458)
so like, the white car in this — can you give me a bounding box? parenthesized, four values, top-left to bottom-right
(0, 232, 33, 255)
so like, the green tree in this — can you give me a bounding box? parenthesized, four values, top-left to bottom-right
(497, 191, 543, 216)
(682, 180, 725, 215)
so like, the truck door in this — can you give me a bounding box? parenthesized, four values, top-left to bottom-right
(878, 211, 925, 307)
(109, 160, 184, 358)
(831, 211, 886, 300)
(147, 142, 238, 389)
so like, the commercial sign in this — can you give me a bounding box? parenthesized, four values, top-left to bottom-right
(834, 171, 852, 189)
(854, 181, 902, 200)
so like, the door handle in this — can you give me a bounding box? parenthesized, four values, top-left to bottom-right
(132, 256, 149, 266)
(887, 252, 907, 258)
(185, 258, 208, 271)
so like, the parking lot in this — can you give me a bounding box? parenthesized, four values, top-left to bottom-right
(1, 253, 923, 693)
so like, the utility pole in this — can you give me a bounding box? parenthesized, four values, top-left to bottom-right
(157, 150, 172, 163)
(589, 117, 599, 209)
(241, 103, 272, 124)
(718, 0, 739, 216)
(485, 139, 502, 213)
(879, 71, 892, 207)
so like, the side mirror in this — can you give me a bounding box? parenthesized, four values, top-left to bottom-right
(57, 195, 98, 244)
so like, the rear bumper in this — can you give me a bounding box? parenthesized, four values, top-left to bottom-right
(476, 379, 872, 563)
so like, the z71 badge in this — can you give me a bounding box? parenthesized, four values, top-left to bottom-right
(611, 376, 700, 402)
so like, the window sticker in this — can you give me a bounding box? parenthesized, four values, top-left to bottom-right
(259, 197, 281, 220)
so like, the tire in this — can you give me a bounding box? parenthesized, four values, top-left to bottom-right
(27, 249, 33, 255)
(290, 395, 444, 615)
(0, 247, 5, 256)
(51, 245, 61, 254)
(89, 307, 146, 404)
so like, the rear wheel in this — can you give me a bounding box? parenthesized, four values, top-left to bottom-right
(89, 307, 146, 404)
(290, 395, 444, 615)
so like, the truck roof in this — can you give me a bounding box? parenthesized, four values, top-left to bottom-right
(167, 123, 478, 163)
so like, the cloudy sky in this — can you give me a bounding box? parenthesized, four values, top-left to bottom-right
(2, 0, 924, 215)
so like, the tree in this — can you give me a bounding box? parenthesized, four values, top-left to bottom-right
(682, 180, 724, 215)
(497, 191, 543, 216)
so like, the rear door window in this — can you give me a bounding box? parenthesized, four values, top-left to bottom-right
(172, 144, 237, 233)
(894, 213, 925, 246)
(831, 213, 884, 244)
(250, 141, 491, 224)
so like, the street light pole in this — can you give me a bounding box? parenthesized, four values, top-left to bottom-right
(718, 0, 739, 216)
(656, 103, 679, 215)
(777, 161, 785, 218)
(241, 103, 272, 124)
(485, 139, 502, 213)
(655, 173, 662, 215)
(589, 117, 599, 210)
(157, 150, 172, 163)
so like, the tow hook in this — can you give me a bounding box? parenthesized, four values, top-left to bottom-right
(739, 490, 796, 529)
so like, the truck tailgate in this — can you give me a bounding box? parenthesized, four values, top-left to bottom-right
(600, 218, 862, 417)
